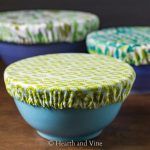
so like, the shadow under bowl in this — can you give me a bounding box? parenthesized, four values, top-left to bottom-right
(14, 99, 123, 142)
(0, 41, 87, 65)
(132, 65, 150, 94)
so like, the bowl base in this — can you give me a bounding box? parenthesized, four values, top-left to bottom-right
(37, 130, 103, 142)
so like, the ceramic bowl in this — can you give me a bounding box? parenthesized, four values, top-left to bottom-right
(86, 27, 150, 94)
(14, 99, 122, 141)
(132, 65, 150, 93)
(0, 41, 86, 65)
(4, 54, 135, 142)
(0, 10, 99, 65)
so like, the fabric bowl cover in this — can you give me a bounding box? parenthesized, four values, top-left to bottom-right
(4, 54, 135, 109)
(0, 10, 99, 44)
(86, 27, 150, 66)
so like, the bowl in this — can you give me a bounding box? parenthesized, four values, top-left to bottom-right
(132, 65, 150, 93)
(0, 10, 99, 65)
(4, 54, 135, 141)
(86, 27, 150, 94)
(0, 41, 86, 65)
(14, 99, 122, 141)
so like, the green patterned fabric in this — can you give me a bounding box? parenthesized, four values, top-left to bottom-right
(86, 27, 150, 66)
(0, 10, 99, 44)
(4, 54, 135, 109)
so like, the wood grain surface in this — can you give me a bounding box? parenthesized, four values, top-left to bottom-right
(0, 61, 150, 150)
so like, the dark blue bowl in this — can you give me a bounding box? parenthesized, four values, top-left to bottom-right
(14, 99, 123, 141)
(132, 65, 150, 94)
(0, 41, 87, 65)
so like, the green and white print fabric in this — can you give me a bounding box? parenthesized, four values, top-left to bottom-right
(4, 54, 135, 109)
(86, 27, 150, 66)
(0, 10, 99, 44)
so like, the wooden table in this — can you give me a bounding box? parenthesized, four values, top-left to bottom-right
(0, 61, 150, 150)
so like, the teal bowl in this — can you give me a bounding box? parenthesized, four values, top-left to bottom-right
(14, 99, 123, 142)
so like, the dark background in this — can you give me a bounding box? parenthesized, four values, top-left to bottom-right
(0, 0, 150, 28)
